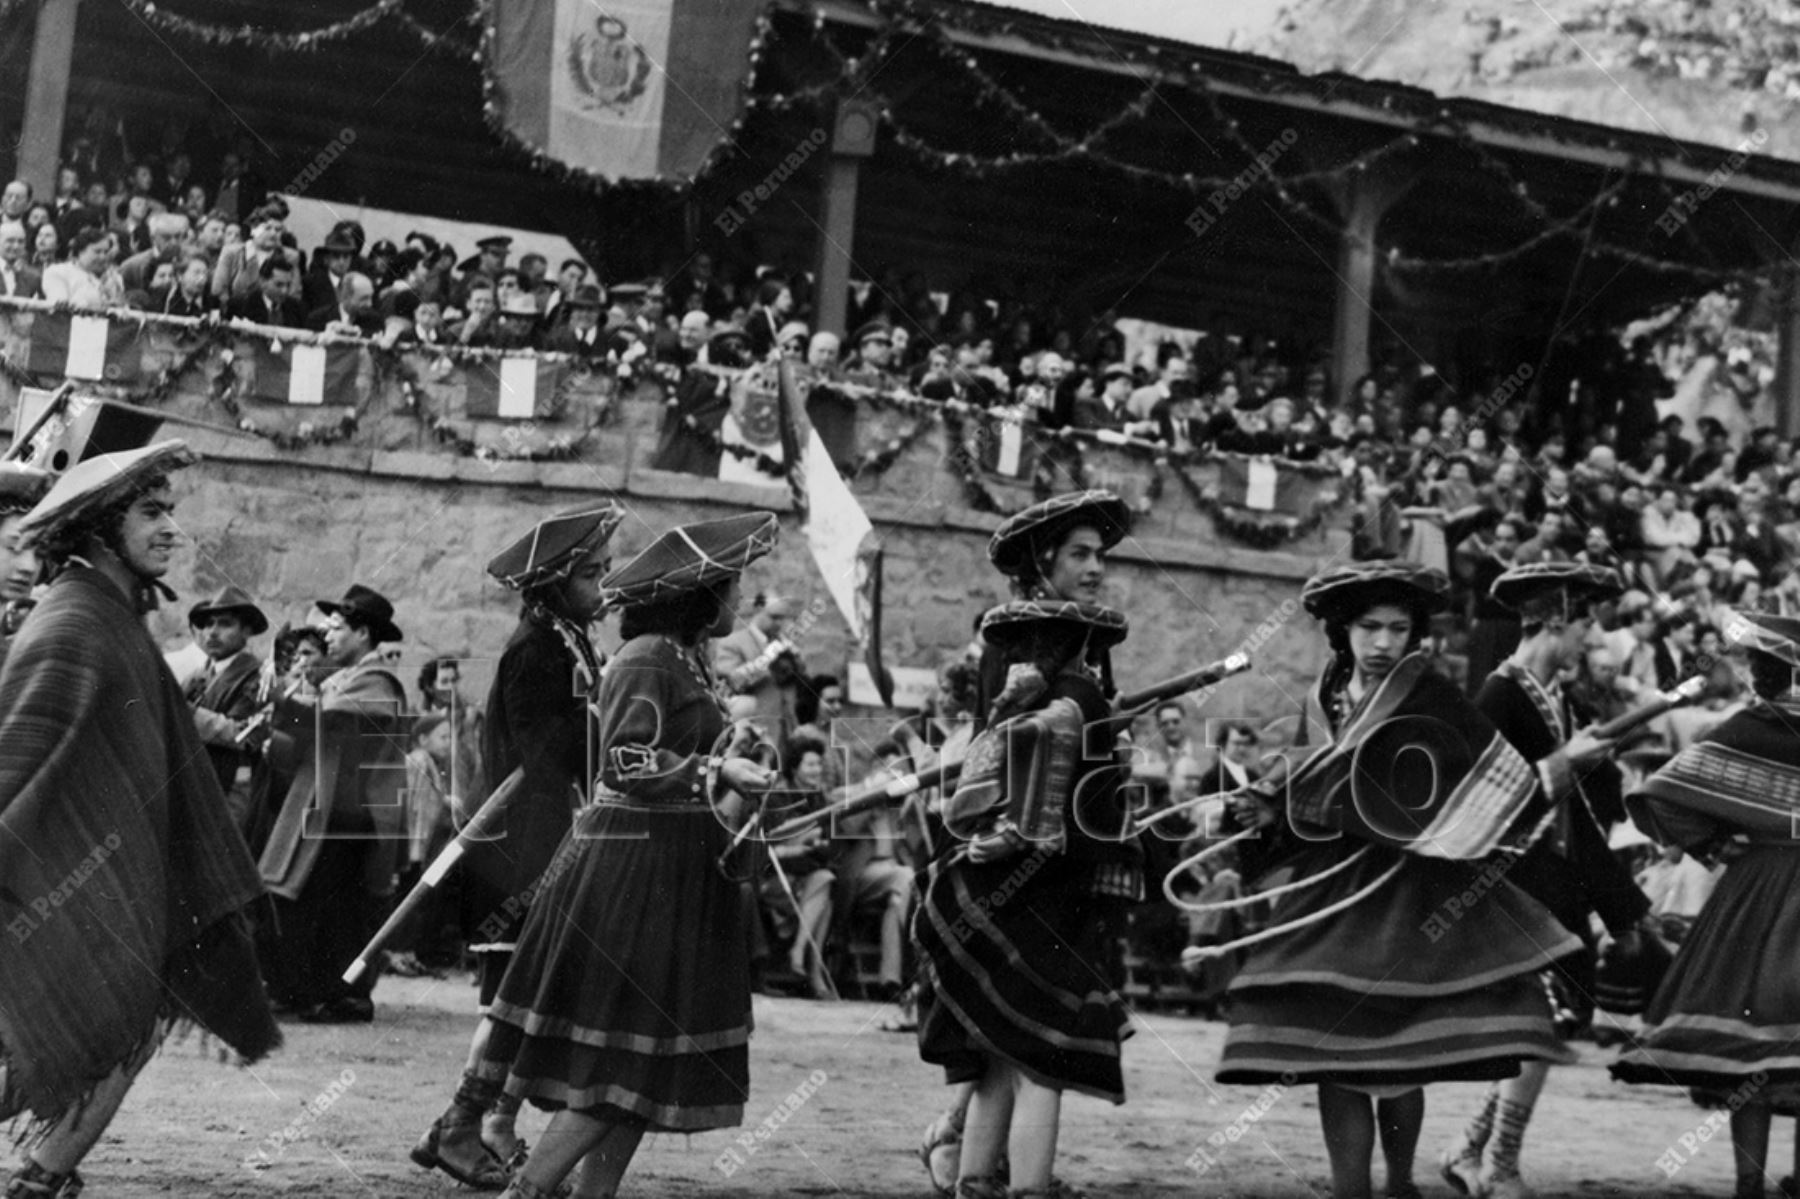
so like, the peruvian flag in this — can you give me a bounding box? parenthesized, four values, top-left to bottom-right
(26, 313, 142, 383)
(250, 340, 358, 406)
(466, 358, 563, 419)
(1216, 454, 1308, 513)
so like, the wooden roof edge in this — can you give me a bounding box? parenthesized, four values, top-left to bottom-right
(782, 0, 1800, 206)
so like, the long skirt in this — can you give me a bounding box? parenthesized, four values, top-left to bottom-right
(477, 799, 751, 1133)
(1611, 845, 1800, 1104)
(915, 848, 1132, 1103)
(1218, 842, 1579, 1088)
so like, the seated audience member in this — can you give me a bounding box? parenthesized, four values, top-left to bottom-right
(760, 736, 837, 999)
(39, 226, 112, 307)
(542, 284, 605, 355)
(161, 253, 217, 317)
(455, 282, 499, 345)
(0, 218, 39, 297)
(830, 740, 914, 1001)
(226, 253, 304, 327)
(307, 271, 381, 337)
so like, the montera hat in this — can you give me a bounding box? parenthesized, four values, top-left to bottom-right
(988, 490, 1130, 577)
(188, 584, 270, 635)
(1490, 561, 1623, 613)
(316, 583, 403, 644)
(599, 512, 778, 609)
(487, 501, 626, 591)
(1300, 560, 1451, 620)
(17, 440, 199, 549)
(1723, 609, 1800, 668)
(980, 598, 1128, 650)
(0, 464, 52, 517)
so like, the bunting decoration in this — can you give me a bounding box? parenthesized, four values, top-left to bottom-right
(26, 313, 142, 384)
(249, 339, 358, 407)
(465, 357, 565, 419)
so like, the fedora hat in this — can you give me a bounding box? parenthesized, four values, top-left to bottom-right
(188, 584, 269, 635)
(315, 583, 402, 644)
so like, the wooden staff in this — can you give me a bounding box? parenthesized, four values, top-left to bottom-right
(342, 765, 525, 984)
(730, 653, 1255, 861)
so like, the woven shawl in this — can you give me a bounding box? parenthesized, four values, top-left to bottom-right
(1629, 699, 1800, 845)
(0, 569, 277, 1122)
(1285, 653, 1543, 859)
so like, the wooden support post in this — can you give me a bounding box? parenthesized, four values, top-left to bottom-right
(813, 156, 861, 340)
(1324, 161, 1420, 408)
(18, 0, 81, 202)
(1776, 264, 1800, 439)
(812, 101, 878, 340)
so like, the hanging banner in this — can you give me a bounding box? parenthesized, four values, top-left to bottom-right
(26, 313, 142, 383)
(490, 0, 765, 184)
(250, 340, 358, 406)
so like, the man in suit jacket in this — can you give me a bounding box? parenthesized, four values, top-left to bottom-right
(117, 212, 190, 295)
(258, 584, 407, 1023)
(227, 254, 304, 327)
(301, 229, 357, 315)
(1069, 363, 1135, 432)
(0, 220, 39, 298)
(541, 284, 605, 355)
(184, 586, 269, 830)
(305, 272, 381, 336)
(714, 591, 804, 750)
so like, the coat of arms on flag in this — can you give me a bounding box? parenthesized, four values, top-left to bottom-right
(489, 0, 764, 184)
(717, 364, 786, 486)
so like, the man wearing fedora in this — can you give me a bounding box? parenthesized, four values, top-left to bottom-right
(541, 284, 605, 356)
(301, 227, 358, 315)
(258, 583, 408, 1024)
(185, 585, 270, 831)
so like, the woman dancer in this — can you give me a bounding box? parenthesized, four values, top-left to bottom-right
(1612, 610, 1800, 1199)
(915, 591, 1136, 1199)
(917, 491, 1131, 1195)
(413, 501, 623, 1189)
(1216, 561, 1585, 1199)
(486, 513, 779, 1199)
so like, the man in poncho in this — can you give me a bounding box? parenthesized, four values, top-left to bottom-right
(0, 441, 278, 1198)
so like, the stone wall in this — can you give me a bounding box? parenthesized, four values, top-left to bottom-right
(145, 434, 1334, 741)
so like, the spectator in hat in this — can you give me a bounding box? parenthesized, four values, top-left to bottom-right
(1070, 362, 1134, 431)
(184, 585, 270, 830)
(847, 320, 895, 377)
(777, 320, 810, 362)
(301, 228, 357, 314)
(258, 583, 408, 1023)
(542, 284, 605, 356)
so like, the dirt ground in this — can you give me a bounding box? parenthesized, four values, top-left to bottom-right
(39, 974, 1770, 1197)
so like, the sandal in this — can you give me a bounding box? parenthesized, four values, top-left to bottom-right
(955, 1178, 1007, 1199)
(1012, 1180, 1086, 1198)
(4, 1164, 79, 1199)
(411, 1117, 510, 1190)
(921, 1111, 963, 1197)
